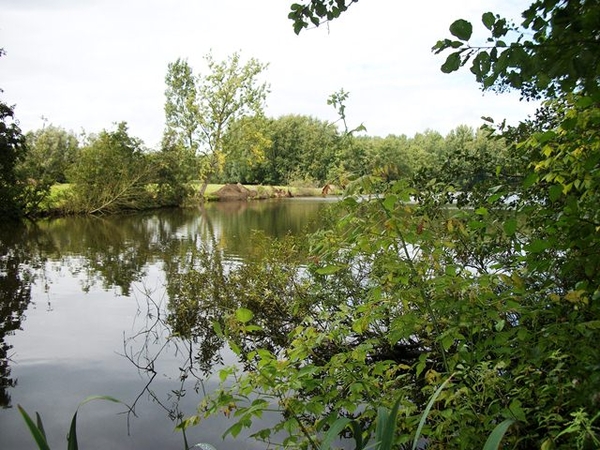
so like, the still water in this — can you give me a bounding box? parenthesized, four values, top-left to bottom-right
(0, 198, 336, 449)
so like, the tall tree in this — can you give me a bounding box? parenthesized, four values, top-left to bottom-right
(164, 52, 269, 199)
(164, 59, 200, 152)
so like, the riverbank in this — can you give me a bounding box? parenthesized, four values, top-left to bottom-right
(37, 183, 340, 217)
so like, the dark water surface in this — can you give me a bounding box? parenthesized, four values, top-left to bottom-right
(0, 199, 336, 449)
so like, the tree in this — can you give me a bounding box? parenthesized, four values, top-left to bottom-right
(66, 122, 155, 214)
(24, 124, 79, 184)
(220, 115, 272, 184)
(164, 52, 269, 199)
(184, 1, 600, 448)
(164, 59, 200, 152)
(0, 101, 27, 219)
(150, 130, 198, 206)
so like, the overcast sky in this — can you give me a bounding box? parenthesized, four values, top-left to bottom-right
(1, 0, 538, 149)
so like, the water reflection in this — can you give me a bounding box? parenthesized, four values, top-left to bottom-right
(0, 198, 334, 448)
(0, 222, 51, 408)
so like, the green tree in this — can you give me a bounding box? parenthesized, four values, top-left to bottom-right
(164, 58, 200, 152)
(66, 122, 155, 214)
(24, 124, 79, 184)
(164, 52, 269, 198)
(220, 115, 272, 184)
(0, 101, 27, 219)
(151, 130, 198, 206)
(184, 1, 600, 449)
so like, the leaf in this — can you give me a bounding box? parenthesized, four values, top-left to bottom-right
(35, 412, 47, 441)
(79, 395, 124, 407)
(320, 417, 351, 450)
(449, 19, 473, 40)
(527, 239, 549, 253)
(441, 52, 462, 73)
(412, 376, 453, 450)
(316, 265, 345, 275)
(523, 172, 538, 189)
(549, 184, 563, 202)
(503, 218, 517, 236)
(349, 420, 366, 450)
(482, 419, 515, 450)
(376, 397, 402, 450)
(581, 320, 600, 330)
(235, 308, 254, 324)
(224, 420, 244, 438)
(482, 12, 495, 30)
(213, 320, 223, 338)
(382, 194, 397, 211)
(67, 410, 79, 450)
(17, 405, 51, 450)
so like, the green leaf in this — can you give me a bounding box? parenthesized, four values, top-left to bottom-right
(526, 239, 549, 253)
(17, 405, 51, 450)
(375, 397, 402, 450)
(441, 52, 462, 73)
(482, 12, 495, 30)
(412, 376, 453, 450)
(35, 412, 47, 441)
(79, 395, 123, 407)
(316, 264, 345, 275)
(213, 320, 223, 338)
(549, 184, 563, 202)
(320, 417, 351, 450)
(581, 320, 600, 330)
(224, 420, 244, 438)
(382, 194, 397, 211)
(449, 19, 473, 40)
(482, 419, 515, 450)
(503, 218, 517, 236)
(348, 420, 366, 450)
(67, 410, 78, 450)
(523, 172, 539, 189)
(235, 308, 254, 324)
(575, 96, 594, 108)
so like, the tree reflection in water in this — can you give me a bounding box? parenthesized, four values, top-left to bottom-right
(0, 222, 45, 409)
(120, 206, 313, 438)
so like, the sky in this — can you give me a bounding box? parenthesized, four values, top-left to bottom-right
(1, 0, 539, 149)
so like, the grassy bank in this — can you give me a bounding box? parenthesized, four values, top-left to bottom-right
(38, 183, 334, 216)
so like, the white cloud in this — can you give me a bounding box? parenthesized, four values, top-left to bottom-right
(1, 0, 538, 148)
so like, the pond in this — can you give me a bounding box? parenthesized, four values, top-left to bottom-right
(0, 198, 337, 450)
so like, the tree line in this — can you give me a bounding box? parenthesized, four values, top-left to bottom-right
(0, 46, 511, 217)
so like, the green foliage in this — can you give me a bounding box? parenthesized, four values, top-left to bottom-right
(24, 125, 79, 184)
(16, 125, 80, 214)
(164, 52, 269, 198)
(0, 101, 28, 219)
(65, 122, 156, 214)
(433, 0, 600, 99)
(288, 0, 359, 34)
(220, 115, 272, 184)
(190, 154, 600, 447)
(152, 130, 197, 206)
